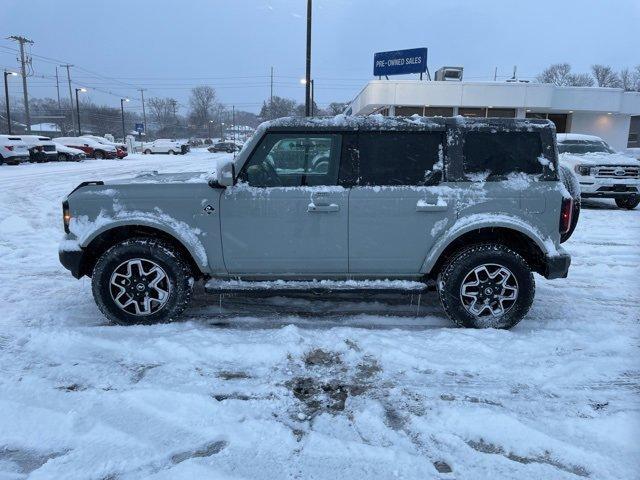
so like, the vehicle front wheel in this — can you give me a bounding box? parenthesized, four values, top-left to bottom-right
(437, 244, 535, 329)
(615, 195, 639, 210)
(94, 150, 105, 159)
(58, 153, 69, 162)
(168, 149, 176, 155)
(144, 149, 152, 155)
(92, 238, 194, 325)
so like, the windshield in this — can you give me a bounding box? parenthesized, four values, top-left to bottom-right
(558, 140, 615, 155)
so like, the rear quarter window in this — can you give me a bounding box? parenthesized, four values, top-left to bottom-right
(463, 132, 543, 180)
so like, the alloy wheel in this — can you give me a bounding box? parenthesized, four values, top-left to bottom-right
(109, 258, 171, 316)
(459, 263, 519, 317)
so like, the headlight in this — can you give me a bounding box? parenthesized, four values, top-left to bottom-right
(575, 165, 592, 176)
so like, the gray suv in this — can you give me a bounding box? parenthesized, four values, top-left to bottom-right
(59, 116, 574, 329)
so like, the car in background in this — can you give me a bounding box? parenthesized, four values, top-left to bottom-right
(56, 144, 86, 162)
(54, 137, 117, 159)
(558, 133, 640, 210)
(81, 135, 128, 159)
(208, 141, 240, 153)
(0, 135, 30, 165)
(16, 135, 58, 163)
(142, 139, 189, 155)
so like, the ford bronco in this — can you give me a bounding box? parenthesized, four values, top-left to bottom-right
(59, 116, 575, 329)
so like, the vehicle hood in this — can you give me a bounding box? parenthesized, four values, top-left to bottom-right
(559, 152, 640, 167)
(103, 171, 212, 185)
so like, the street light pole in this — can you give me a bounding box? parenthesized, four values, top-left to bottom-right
(305, 0, 312, 116)
(3, 71, 18, 134)
(120, 98, 129, 141)
(75, 88, 86, 135)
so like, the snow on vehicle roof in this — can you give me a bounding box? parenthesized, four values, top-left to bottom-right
(557, 133, 604, 142)
(259, 114, 552, 132)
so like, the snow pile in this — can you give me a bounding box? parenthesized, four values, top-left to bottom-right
(0, 153, 638, 479)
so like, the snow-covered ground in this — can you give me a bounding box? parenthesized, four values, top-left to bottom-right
(0, 150, 638, 479)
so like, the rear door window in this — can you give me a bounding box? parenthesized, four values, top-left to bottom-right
(463, 132, 543, 180)
(357, 132, 443, 186)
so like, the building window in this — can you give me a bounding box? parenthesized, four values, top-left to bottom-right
(487, 108, 516, 118)
(628, 116, 640, 148)
(424, 107, 454, 117)
(525, 112, 569, 133)
(395, 106, 424, 117)
(458, 107, 486, 118)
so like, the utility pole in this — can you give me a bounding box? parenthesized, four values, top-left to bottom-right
(270, 66, 274, 104)
(61, 64, 76, 135)
(138, 88, 147, 134)
(232, 105, 235, 145)
(55, 66, 61, 109)
(7, 35, 34, 132)
(305, 0, 312, 116)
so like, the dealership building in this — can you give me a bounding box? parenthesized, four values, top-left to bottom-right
(347, 78, 640, 151)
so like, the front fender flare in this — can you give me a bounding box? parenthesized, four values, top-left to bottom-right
(79, 217, 209, 271)
(420, 214, 556, 274)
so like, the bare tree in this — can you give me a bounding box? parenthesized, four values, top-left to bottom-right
(536, 63, 594, 87)
(620, 66, 640, 92)
(591, 65, 621, 88)
(188, 86, 217, 126)
(147, 97, 176, 132)
(325, 102, 349, 115)
(259, 96, 297, 120)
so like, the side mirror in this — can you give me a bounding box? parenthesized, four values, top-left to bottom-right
(209, 159, 236, 188)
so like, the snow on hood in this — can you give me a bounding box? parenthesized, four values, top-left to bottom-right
(559, 152, 640, 167)
(103, 171, 212, 185)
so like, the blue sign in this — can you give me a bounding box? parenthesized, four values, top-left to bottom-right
(374, 48, 428, 77)
(134, 123, 144, 133)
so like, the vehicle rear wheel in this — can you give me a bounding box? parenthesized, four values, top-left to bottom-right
(92, 238, 194, 325)
(94, 150, 105, 160)
(58, 153, 69, 162)
(615, 195, 640, 210)
(168, 149, 176, 155)
(438, 243, 535, 329)
(558, 164, 581, 243)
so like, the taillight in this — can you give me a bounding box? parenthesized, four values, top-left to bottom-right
(62, 201, 71, 233)
(5, 145, 14, 151)
(560, 197, 573, 234)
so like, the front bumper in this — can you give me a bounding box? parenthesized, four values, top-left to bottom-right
(543, 250, 571, 280)
(59, 249, 84, 279)
(578, 176, 639, 198)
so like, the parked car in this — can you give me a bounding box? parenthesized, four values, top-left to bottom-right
(0, 135, 30, 165)
(81, 135, 128, 159)
(558, 133, 640, 209)
(56, 144, 86, 162)
(54, 137, 118, 159)
(142, 139, 190, 155)
(16, 135, 58, 163)
(208, 141, 240, 153)
(60, 116, 574, 329)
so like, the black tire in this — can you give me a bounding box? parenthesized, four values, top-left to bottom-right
(438, 244, 535, 329)
(558, 164, 581, 243)
(144, 149, 152, 155)
(94, 150, 105, 160)
(92, 238, 194, 325)
(615, 196, 639, 210)
(168, 149, 176, 155)
(58, 153, 69, 162)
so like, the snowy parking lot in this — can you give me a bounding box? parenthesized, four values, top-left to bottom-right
(0, 150, 638, 479)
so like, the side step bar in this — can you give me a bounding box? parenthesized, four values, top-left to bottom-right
(204, 279, 428, 296)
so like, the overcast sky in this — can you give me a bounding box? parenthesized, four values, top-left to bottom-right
(1, 0, 638, 114)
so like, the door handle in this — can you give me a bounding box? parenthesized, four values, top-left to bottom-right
(416, 201, 448, 212)
(308, 203, 339, 213)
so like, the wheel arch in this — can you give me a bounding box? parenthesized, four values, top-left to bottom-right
(424, 219, 551, 278)
(78, 223, 206, 279)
